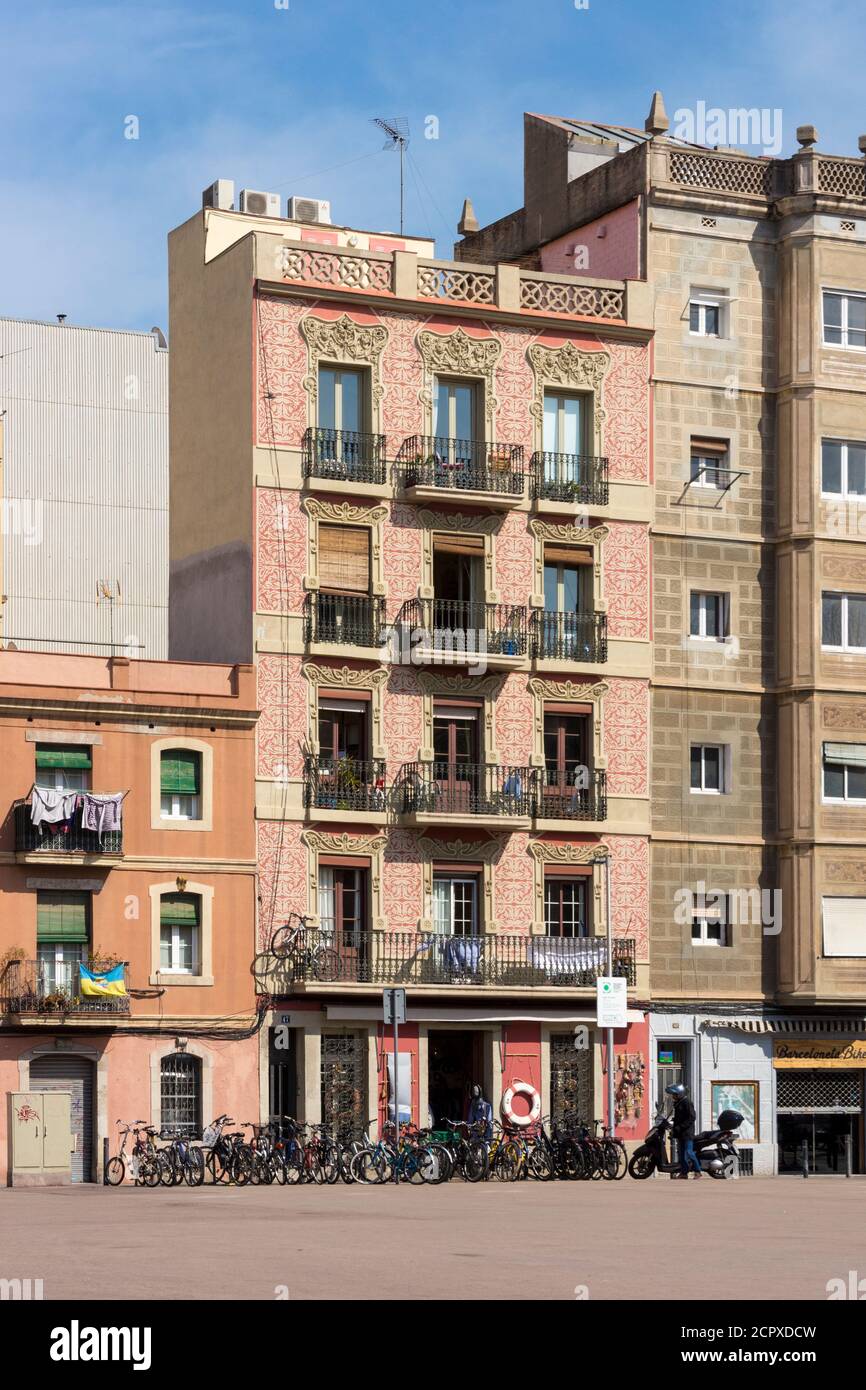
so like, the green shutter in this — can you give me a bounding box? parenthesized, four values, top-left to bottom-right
(36, 891, 89, 943)
(160, 750, 201, 795)
(35, 745, 92, 770)
(160, 894, 200, 927)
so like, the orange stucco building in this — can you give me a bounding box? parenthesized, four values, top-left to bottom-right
(0, 650, 259, 1182)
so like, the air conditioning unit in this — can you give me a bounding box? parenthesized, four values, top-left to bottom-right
(238, 188, 281, 218)
(202, 179, 234, 211)
(287, 196, 332, 225)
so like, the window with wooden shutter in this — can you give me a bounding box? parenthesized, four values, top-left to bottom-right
(159, 894, 201, 974)
(319, 524, 370, 594)
(160, 751, 201, 796)
(35, 745, 92, 770)
(160, 750, 202, 822)
(36, 891, 89, 943)
(35, 743, 92, 791)
(159, 894, 200, 927)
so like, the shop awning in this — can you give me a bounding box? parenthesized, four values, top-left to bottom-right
(701, 1015, 866, 1035)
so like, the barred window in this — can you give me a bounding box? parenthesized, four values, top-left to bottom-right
(160, 1053, 202, 1137)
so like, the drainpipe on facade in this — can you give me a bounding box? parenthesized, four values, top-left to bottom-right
(606, 855, 615, 1137)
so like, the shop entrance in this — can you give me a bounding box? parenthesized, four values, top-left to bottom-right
(655, 1040, 691, 1113)
(776, 1069, 863, 1175)
(428, 1030, 484, 1129)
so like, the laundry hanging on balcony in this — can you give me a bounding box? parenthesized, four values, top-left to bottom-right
(30, 786, 79, 829)
(80, 792, 126, 845)
(527, 936, 607, 978)
(79, 962, 127, 998)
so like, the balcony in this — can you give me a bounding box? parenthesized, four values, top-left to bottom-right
(302, 427, 387, 490)
(304, 756, 387, 821)
(0, 959, 131, 1017)
(14, 799, 124, 859)
(536, 769, 607, 823)
(395, 761, 534, 827)
(304, 592, 386, 653)
(390, 598, 528, 670)
(396, 436, 525, 507)
(531, 610, 608, 665)
(531, 452, 609, 508)
(259, 928, 635, 990)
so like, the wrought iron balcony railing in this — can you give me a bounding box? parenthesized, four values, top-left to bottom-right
(14, 799, 124, 855)
(302, 427, 387, 485)
(536, 768, 607, 821)
(304, 592, 386, 648)
(395, 761, 535, 818)
(304, 756, 388, 813)
(1, 959, 131, 1016)
(393, 598, 528, 659)
(257, 928, 635, 989)
(397, 436, 525, 496)
(531, 451, 609, 506)
(531, 610, 608, 663)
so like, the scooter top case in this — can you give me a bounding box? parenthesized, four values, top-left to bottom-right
(716, 1109, 744, 1132)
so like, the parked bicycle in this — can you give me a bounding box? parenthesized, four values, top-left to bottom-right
(105, 1120, 164, 1187)
(269, 913, 342, 982)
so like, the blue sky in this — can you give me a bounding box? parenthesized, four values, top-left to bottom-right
(2, 0, 865, 330)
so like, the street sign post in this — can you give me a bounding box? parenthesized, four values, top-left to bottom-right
(383, 988, 407, 1182)
(596, 976, 628, 1029)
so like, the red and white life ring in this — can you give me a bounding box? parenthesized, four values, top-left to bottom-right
(501, 1080, 541, 1128)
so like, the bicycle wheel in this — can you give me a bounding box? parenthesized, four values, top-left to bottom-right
(159, 1151, 176, 1186)
(464, 1141, 489, 1183)
(610, 1139, 628, 1180)
(350, 1149, 382, 1184)
(268, 924, 295, 958)
(205, 1148, 224, 1184)
(284, 1149, 303, 1184)
(528, 1145, 555, 1181)
(322, 1141, 341, 1184)
(403, 1147, 434, 1184)
(183, 1147, 205, 1186)
(426, 1144, 454, 1184)
(493, 1140, 521, 1182)
(312, 948, 342, 983)
(139, 1156, 161, 1187)
(600, 1140, 623, 1181)
(231, 1147, 253, 1186)
(104, 1156, 126, 1186)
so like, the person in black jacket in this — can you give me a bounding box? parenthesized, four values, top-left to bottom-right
(666, 1083, 702, 1178)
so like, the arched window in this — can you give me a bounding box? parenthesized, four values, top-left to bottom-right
(160, 1053, 202, 1137)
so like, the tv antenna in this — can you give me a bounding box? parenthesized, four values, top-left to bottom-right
(373, 117, 409, 234)
(96, 579, 122, 655)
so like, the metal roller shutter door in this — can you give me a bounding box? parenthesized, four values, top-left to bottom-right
(30, 1055, 95, 1182)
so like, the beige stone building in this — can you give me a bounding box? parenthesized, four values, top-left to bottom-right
(459, 97, 866, 1173)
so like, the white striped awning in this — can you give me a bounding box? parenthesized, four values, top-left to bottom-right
(701, 1015, 866, 1035)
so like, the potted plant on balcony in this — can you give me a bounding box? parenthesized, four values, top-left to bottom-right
(333, 757, 362, 810)
(0, 946, 28, 1012)
(488, 444, 514, 487)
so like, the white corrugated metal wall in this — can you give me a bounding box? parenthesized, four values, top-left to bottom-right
(0, 317, 168, 657)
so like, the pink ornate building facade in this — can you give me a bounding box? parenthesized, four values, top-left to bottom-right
(168, 201, 653, 1140)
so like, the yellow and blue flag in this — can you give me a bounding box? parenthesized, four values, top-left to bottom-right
(79, 964, 127, 998)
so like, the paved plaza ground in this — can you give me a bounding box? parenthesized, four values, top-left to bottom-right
(1, 1178, 862, 1301)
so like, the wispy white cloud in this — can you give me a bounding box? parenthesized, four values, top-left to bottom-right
(2, 0, 865, 327)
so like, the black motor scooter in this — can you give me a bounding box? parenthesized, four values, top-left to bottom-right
(627, 1108, 743, 1180)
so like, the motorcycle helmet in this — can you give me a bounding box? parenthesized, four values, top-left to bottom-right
(665, 1083, 687, 1098)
